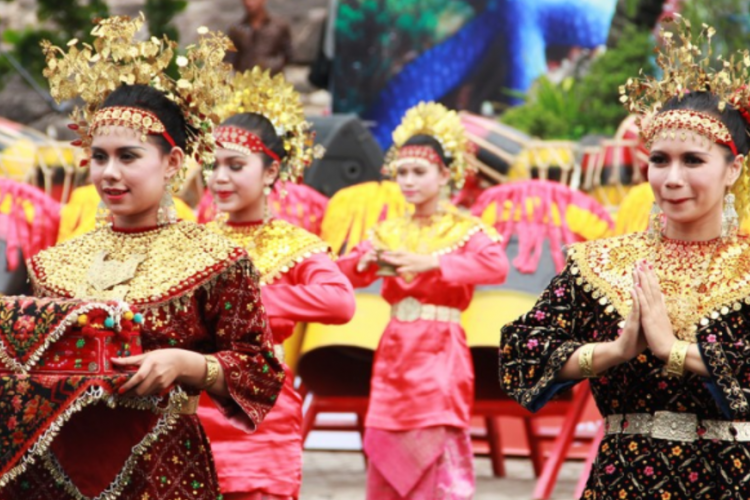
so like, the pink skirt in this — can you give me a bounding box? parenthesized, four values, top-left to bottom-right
(198, 365, 302, 497)
(364, 426, 475, 499)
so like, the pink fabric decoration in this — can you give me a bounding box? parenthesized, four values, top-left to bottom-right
(470, 180, 613, 274)
(0, 179, 61, 270)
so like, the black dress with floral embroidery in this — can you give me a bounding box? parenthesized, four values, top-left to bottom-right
(499, 232, 750, 500)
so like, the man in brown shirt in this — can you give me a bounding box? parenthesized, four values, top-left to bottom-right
(226, 0, 293, 75)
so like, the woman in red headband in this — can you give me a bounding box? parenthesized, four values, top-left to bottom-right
(198, 67, 355, 500)
(2, 15, 284, 500)
(500, 17, 750, 499)
(337, 102, 508, 499)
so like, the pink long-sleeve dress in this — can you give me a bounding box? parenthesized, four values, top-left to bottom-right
(337, 210, 508, 499)
(198, 219, 355, 499)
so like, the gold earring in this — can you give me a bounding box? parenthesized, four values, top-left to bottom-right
(263, 184, 272, 223)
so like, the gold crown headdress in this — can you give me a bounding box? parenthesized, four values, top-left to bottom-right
(41, 13, 234, 191)
(216, 67, 322, 185)
(385, 102, 474, 188)
(620, 14, 750, 153)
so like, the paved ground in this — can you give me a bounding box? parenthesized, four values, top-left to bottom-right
(299, 452, 584, 500)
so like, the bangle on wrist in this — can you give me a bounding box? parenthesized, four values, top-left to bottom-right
(199, 355, 220, 390)
(579, 343, 600, 378)
(666, 340, 691, 377)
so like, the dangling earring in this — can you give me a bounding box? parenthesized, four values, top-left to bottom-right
(647, 202, 663, 241)
(157, 189, 178, 227)
(722, 192, 739, 239)
(95, 200, 112, 229)
(263, 185, 272, 224)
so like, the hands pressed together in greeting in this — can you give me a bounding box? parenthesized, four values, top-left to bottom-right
(559, 259, 708, 381)
(613, 260, 678, 364)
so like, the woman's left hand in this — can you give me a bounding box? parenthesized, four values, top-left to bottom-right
(635, 260, 677, 361)
(112, 348, 204, 396)
(382, 251, 440, 275)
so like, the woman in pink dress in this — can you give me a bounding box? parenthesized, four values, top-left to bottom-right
(197, 68, 356, 500)
(337, 102, 509, 499)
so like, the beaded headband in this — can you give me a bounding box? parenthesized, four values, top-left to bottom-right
(84, 106, 177, 150)
(214, 126, 281, 163)
(391, 145, 446, 170)
(217, 68, 323, 185)
(643, 109, 738, 155)
(384, 102, 473, 188)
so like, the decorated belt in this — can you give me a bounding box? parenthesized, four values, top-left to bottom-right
(605, 412, 750, 442)
(175, 394, 200, 415)
(274, 344, 286, 365)
(391, 297, 461, 323)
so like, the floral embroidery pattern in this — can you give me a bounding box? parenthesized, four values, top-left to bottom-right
(500, 233, 750, 499)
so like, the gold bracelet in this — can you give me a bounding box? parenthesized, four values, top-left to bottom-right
(666, 340, 691, 377)
(200, 355, 221, 389)
(579, 343, 599, 378)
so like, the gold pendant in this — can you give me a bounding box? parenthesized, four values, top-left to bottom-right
(86, 250, 147, 294)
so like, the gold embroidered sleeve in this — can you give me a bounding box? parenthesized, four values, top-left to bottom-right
(698, 313, 750, 419)
(203, 257, 284, 431)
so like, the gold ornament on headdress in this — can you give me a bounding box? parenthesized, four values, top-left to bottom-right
(620, 14, 750, 223)
(217, 67, 323, 185)
(385, 102, 473, 188)
(620, 15, 750, 146)
(41, 13, 234, 191)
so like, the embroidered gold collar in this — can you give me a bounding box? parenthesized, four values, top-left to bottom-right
(206, 219, 330, 286)
(29, 221, 245, 306)
(370, 211, 499, 256)
(568, 232, 750, 341)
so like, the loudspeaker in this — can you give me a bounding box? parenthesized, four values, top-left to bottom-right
(304, 114, 384, 197)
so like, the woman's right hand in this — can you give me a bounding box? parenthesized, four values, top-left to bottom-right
(356, 249, 378, 273)
(612, 274, 647, 362)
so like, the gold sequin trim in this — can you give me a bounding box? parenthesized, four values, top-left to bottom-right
(370, 210, 500, 256)
(206, 219, 331, 286)
(29, 221, 246, 306)
(568, 233, 750, 342)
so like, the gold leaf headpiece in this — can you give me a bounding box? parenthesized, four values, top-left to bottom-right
(386, 102, 473, 188)
(620, 14, 750, 145)
(41, 13, 234, 191)
(217, 67, 322, 184)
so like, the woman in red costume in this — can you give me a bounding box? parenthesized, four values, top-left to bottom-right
(3, 15, 284, 500)
(337, 102, 508, 499)
(198, 67, 356, 500)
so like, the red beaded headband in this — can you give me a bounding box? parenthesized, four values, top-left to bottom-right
(643, 109, 738, 156)
(83, 106, 176, 148)
(214, 126, 281, 163)
(392, 145, 445, 169)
